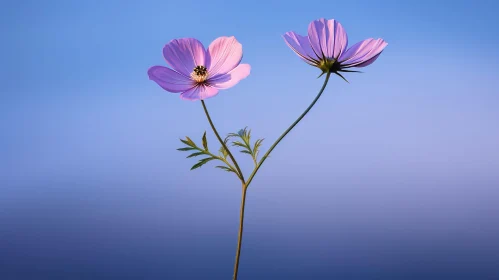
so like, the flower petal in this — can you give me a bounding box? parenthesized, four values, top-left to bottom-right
(163, 38, 207, 76)
(180, 85, 219, 101)
(283, 31, 320, 65)
(307, 18, 348, 60)
(148, 66, 195, 93)
(209, 64, 251, 89)
(329, 19, 348, 60)
(339, 38, 387, 68)
(206, 36, 243, 77)
(353, 52, 384, 68)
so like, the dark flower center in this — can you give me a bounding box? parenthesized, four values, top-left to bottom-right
(190, 65, 208, 83)
(193, 65, 207, 76)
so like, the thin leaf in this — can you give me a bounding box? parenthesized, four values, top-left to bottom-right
(254, 139, 264, 151)
(253, 138, 264, 160)
(185, 136, 196, 146)
(187, 152, 204, 158)
(232, 141, 247, 148)
(180, 139, 195, 147)
(246, 129, 252, 144)
(219, 146, 229, 159)
(202, 131, 208, 151)
(240, 150, 251, 155)
(218, 135, 231, 159)
(177, 147, 196, 151)
(215, 165, 236, 173)
(191, 157, 216, 170)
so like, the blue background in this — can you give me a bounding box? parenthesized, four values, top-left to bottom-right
(2, 0, 499, 279)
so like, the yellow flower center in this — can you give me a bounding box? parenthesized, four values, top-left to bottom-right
(318, 59, 336, 73)
(190, 65, 208, 83)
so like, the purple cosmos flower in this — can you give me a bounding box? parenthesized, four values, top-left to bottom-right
(148, 36, 251, 101)
(284, 18, 387, 81)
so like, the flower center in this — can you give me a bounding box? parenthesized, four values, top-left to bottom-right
(190, 65, 208, 83)
(318, 59, 340, 73)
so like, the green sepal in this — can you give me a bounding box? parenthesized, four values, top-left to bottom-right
(334, 72, 350, 83)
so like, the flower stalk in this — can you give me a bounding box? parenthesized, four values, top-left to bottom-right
(200, 73, 331, 280)
(201, 100, 245, 183)
(232, 184, 247, 280)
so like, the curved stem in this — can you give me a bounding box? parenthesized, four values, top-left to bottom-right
(201, 100, 245, 182)
(232, 185, 247, 280)
(245, 71, 332, 188)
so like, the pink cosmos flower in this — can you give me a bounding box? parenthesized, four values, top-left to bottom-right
(284, 18, 387, 80)
(148, 37, 251, 101)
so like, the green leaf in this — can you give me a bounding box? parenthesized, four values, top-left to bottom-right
(240, 150, 251, 155)
(232, 141, 247, 148)
(253, 138, 264, 160)
(217, 135, 231, 159)
(253, 138, 264, 153)
(191, 157, 216, 170)
(180, 139, 193, 147)
(215, 165, 236, 173)
(180, 137, 197, 148)
(185, 136, 196, 146)
(202, 131, 208, 151)
(245, 129, 252, 144)
(177, 147, 196, 151)
(254, 139, 264, 149)
(187, 152, 205, 158)
(218, 146, 227, 159)
(255, 138, 264, 157)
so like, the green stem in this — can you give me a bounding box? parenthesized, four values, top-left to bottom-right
(245, 71, 332, 188)
(232, 184, 247, 280)
(201, 100, 245, 182)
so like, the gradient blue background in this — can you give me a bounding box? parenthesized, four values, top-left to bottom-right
(2, 0, 499, 279)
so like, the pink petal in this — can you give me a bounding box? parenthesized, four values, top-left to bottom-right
(283, 32, 320, 65)
(339, 38, 387, 68)
(180, 85, 219, 101)
(307, 18, 348, 60)
(206, 36, 243, 77)
(209, 64, 251, 89)
(163, 38, 207, 76)
(148, 66, 195, 93)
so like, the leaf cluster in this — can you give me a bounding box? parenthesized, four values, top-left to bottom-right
(227, 127, 264, 165)
(177, 132, 238, 175)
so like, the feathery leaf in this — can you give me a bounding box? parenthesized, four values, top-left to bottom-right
(191, 157, 216, 170)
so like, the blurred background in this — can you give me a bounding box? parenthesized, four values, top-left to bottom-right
(1, 0, 499, 279)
